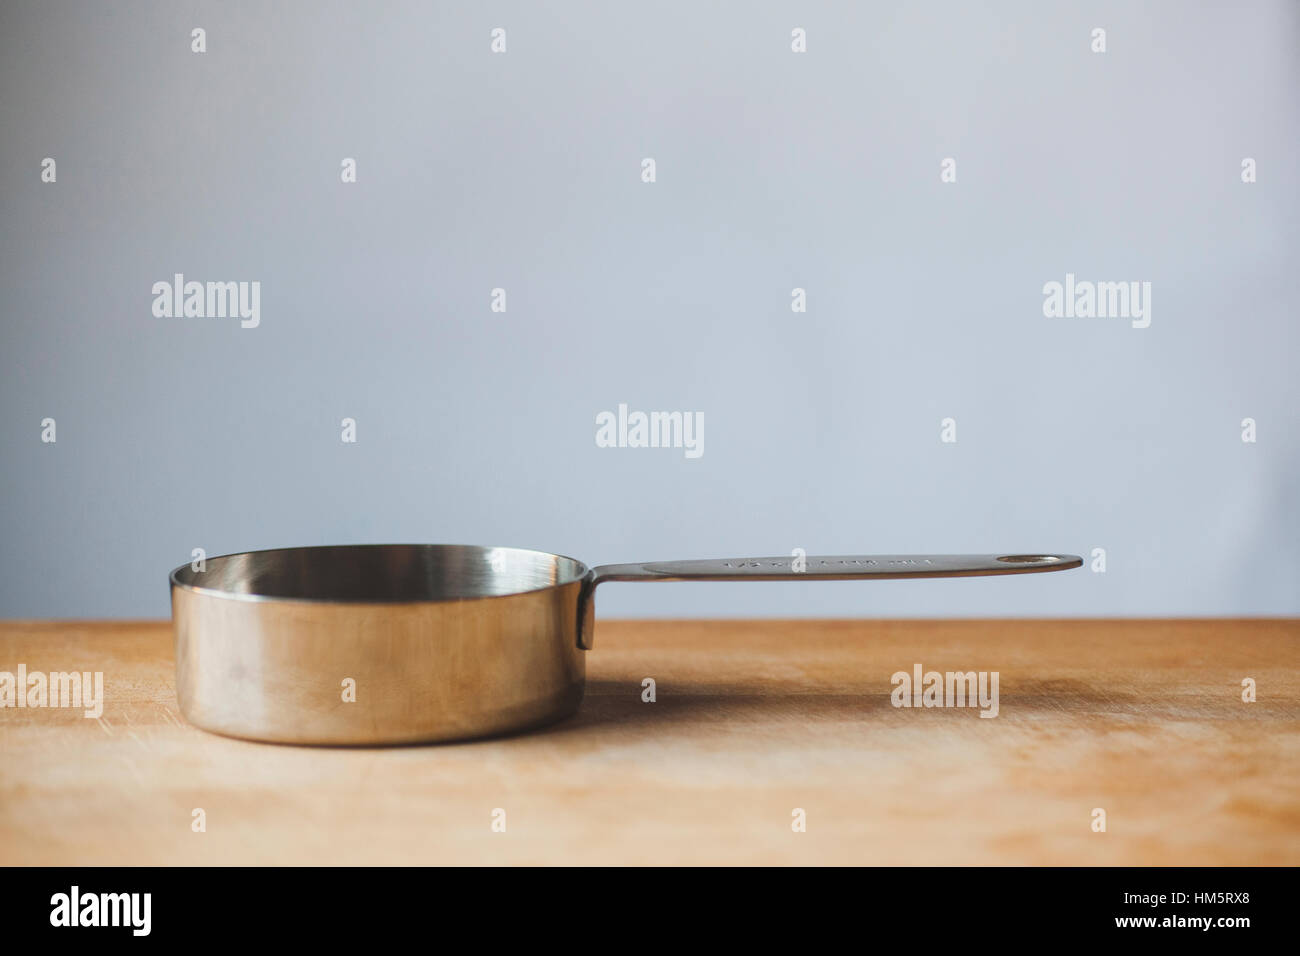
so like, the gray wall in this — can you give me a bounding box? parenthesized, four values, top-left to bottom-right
(2, 1, 1297, 619)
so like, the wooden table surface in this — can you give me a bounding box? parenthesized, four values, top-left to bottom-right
(1, 619, 1296, 866)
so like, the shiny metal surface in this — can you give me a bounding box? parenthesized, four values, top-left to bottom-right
(574, 552, 1082, 648)
(170, 545, 1081, 744)
(172, 546, 587, 745)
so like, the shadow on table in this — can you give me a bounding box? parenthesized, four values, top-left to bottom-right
(542, 677, 900, 739)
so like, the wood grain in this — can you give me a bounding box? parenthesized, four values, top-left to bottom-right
(1, 619, 1297, 865)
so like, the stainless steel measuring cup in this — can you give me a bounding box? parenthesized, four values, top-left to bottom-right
(169, 545, 1080, 744)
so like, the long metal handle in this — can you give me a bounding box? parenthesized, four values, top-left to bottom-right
(576, 553, 1081, 649)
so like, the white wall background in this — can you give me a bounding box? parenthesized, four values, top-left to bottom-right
(1, 0, 1297, 618)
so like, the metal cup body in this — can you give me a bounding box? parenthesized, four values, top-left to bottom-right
(171, 545, 587, 745)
